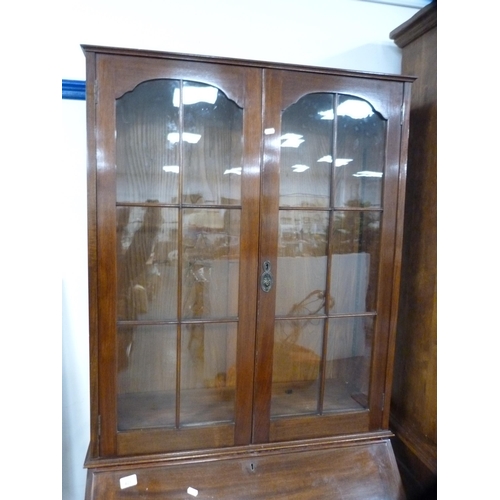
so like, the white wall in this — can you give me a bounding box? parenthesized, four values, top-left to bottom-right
(62, 99, 89, 500)
(62, 0, 422, 80)
(61, 1, 422, 499)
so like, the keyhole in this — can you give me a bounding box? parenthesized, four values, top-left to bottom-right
(261, 260, 273, 293)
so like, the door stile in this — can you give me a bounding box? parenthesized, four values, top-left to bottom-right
(367, 84, 406, 431)
(95, 57, 119, 456)
(252, 69, 282, 444)
(233, 68, 263, 445)
(380, 81, 412, 430)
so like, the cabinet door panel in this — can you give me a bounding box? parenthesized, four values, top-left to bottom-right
(179, 322, 237, 425)
(116, 80, 180, 204)
(271, 318, 324, 417)
(116, 206, 178, 321)
(323, 316, 374, 413)
(181, 208, 240, 320)
(279, 93, 333, 208)
(182, 82, 243, 205)
(331, 211, 381, 314)
(255, 69, 403, 443)
(95, 58, 261, 456)
(334, 95, 385, 209)
(117, 325, 177, 430)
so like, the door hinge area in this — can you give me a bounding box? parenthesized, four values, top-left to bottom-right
(381, 392, 386, 412)
(400, 103, 405, 125)
(97, 414, 101, 437)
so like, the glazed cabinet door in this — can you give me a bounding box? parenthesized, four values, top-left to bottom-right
(90, 53, 262, 456)
(253, 69, 406, 443)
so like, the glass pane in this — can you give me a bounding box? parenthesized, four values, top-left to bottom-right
(182, 82, 243, 205)
(271, 319, 324, 417)
(330, 211, 381, 313)
(276, 210, 329, 316)
(180, 323, 237, 425)
(335, 95, 385, 208)
(117, 325, 177, 430)
(117, 206, 178, 321)
(279, 94, 333, 208)
(116, 80, 180, 204)
(323, 317, 373, 412)
(182, 208, 240, 319)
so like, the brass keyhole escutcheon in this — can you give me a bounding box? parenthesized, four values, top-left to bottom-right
(261, 260, 273, 293)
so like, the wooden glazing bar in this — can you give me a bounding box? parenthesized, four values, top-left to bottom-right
(278, 205, 383, 212)
(117, 318, 239, 327)
(274, 311, 377, 321)
(116, 202, 242, 210)
(318, 93, 340, 415)
(175, 81, 185, 430)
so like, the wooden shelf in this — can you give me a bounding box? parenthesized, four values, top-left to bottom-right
(118, 379, 367, 431)
(118, 387, 235, 430)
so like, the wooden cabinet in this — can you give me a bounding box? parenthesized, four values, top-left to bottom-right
(389, 2, 437, 496)
(83, 45, 413, 499)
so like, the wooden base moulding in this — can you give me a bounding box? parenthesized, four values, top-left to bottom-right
(85, 434, 405, 499)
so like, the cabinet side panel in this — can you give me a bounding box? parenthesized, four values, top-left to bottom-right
(85, 49, 100, 460)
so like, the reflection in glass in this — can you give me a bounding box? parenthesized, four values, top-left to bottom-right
(276, 210, 329, 317)
(180, 323, 237, 425)
(330, 211, 381, 313)
(183, 82, 243, 205)
(274, 92, 384, 420)
(335, 95, 385, 208)
(117, 325, 177, 430)
(114, 76, 246, 436)
(323, 317, 373, 412)
(115, 80, 244, 205)
(181, 208, 240, 320)
(116, 80, 180, 204)
(117, 206, 178, 321)
(271, 319, 324, 417)
(279, 94, 333, 207)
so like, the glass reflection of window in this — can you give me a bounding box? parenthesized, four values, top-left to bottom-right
(116, 80, 181, 204)
(279, 95, 383, 196)
(279, 93, 333, 207)
(116, 80, 243, 205)
(335, 95, 385, 208)
(181, 81, 243, 206)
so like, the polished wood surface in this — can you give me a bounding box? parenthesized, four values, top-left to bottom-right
(85, 437, 405, 500)
(389, 1, 437, 494)
(253, 66, 412, 444)
(88, 52, 263, 456)
(83, 44, 413, 498)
